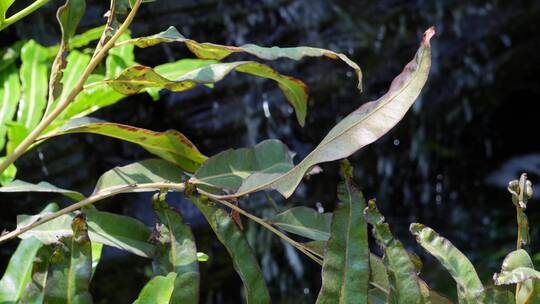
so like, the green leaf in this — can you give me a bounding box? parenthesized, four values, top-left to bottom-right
(91, 243, 103, 277)
(410, 223, 484, 303)
(271, 206, 332, 241)
(133, 272, 176, 304)
(104, 61, 308, 125)
(0, 156, 17, 186)
(124, 26, 363, 91)
(316, 166, 369, 304)
(106, 33, 135, 79)
(365, 200, 423, 303)
(19, 246, 54, 304)
(192, 139, 293, 192)
(0, 63, 21, 151)
(481, 288, 514, 304)
(17, 40, 48, 129)
(189, 195, 271, 303)
(493, 249, 538, 304)
(145, 59, 218, 100)
(44, 215, 93, 303)
(39, 117, 206, 172)
(0, 203, 58, 303)
(0, 180, 85, 201)
(152, 197, 199, 303)
(93, 159, 185, 194)
(0, 0, 15, 23)
(0, 41, 23, 72)
(232, 27, 435, 199)
(59, 51, 91, 103)
(17, 208, 155, 257)
(6, 121, 28, 155)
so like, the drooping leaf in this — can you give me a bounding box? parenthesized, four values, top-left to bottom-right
(410, 223, 484, 303)
(19, 246, 54, 304)
(47, 0, 86, 109)
(104, 61, 308, 125)
(316, 164, 369, 304)
(39, 117, 206, 172)
(0, 180, 85, 201)
(17, 40, 48, 129)
(0, 0, 15, 24)
(133, 272, 176, 304)
(192, 139, 293, 192)
(0, 156, 17, 186)
(92, 159, 185, 194)
(44, 214, 93, 303)
(231, 27, 435, 199)
(189, 195, 271, 303)
(123, 26, 363, 91)
(0, 64, 20, 151)
(17, 208, 155, 258)
(365, 200, 423, 303)
(0, 203, 58, 303)
(152, 196, 199, 303)
(271, 206, 332, 241)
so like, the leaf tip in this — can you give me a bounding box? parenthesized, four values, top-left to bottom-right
(423, 27, 436, 46)
(409, 222, 425, 235)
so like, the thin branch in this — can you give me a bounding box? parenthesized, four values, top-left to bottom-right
(0, 0, 143, 175)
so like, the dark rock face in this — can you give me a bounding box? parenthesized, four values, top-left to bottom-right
(1, 0, 539, 302)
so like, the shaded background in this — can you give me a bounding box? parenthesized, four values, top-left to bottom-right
(1, 0, 540, 302)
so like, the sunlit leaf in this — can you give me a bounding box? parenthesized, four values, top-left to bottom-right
(44, 215, 93, 303)
(0, 0, 15, 24)
(93, 159, 185, 194)
(6, 121, 28, 155)
(230, 27, 434, 199)
(192, 139, 293, 192)
(106, 33, 135, 79)
(189, 195, 271, 303)
(59, 51, 91, 103)
(365, 200, 423, 303)
(124, 26, 363, 91)
(493, 249, 538, 303)
(104, 61, 308, 125)
(410, 223, 484, 303)
(271, 206, 332, 241)
(0, 180, 85, 201)
(0, 41, 23, 72)
(0, 203, 58, 303)
(152, 196, 199, 303)
(0, 156, 16, 186)
(17, 40, 48, 129)
(133, 272, 176, 304)
(40, 117, 206, 172)
(316, 163, 369, 303)
(17, 208, 155, 257)
(0, 64, 20, 151)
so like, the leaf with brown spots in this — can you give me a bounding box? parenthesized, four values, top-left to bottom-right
(103, 61, 308, 126)
(120, 26, 363, 92)
(38, 117, 206, 172)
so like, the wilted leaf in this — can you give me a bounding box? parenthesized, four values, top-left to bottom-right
(316, 165, 369, 304)
(133, 272, 176, 304)
(40, 117, 206, 172)
(231, 27, 434, 199)
(92, 159, 185, 194)
(189, 195, 270, 303)
(152, 197, 199, 303)
(104, 61, 308, 125)
(123, 26, 362, 91)
(365, 200, 423, 303)
(17, 208, 155, 257)
(0, 63, 20, 151)
(271, 206, 332, 241)
(44, 215, 93, 303)
(17, 40, 48, 129)
(0, 180, 85, 201)
(410, 223, 484, 303)
(192, 140, 293, 192)
(0, 203, 58, 303)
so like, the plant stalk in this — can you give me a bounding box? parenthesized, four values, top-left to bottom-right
(0, 0, 50, 31)
(0, 0, 143, 174)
